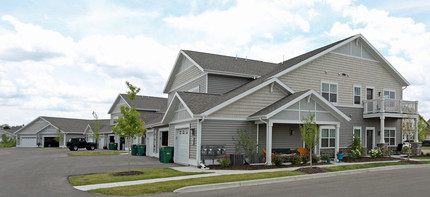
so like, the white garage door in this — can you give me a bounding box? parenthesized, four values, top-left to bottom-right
(175, 129, 189, 165)
(146, 132, 154, 157)
(20, 137, 37, 147)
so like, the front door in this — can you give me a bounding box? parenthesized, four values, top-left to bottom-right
(367, 129, 373, 151)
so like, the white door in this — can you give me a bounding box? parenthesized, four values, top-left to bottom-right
(20, 137, 37, 147)
(146, 132, 154, 157)
(98, 137, 105, 149)
(175, 129, 189, 165)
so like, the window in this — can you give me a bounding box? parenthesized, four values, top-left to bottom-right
(353, 126, 361, 140)
(366, 88, 374, 100)
(384, 129, 396, 146)
(322, 82, 337, 103)
(383, 90, 395, 99)
(321, 128, 336, 148)
(353, 86, 361, 105)
(188, 86, 199, 93)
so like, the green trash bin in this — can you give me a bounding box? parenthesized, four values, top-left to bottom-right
(109, 143, 115, 150)
(137, 144, 146, 156)
(160, 146, 174, 163)
(114, 143, 118, 150)
(131, 144, 138, 155)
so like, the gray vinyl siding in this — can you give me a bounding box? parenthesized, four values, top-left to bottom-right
(170, 66, 203, 92)
(257, 124, 302, 153)
(207, 74, 252, 94)
(337, 106, 402, 147)
(110, 112, 121, 125)
(168, 75, 207, 104)
(17, 118, 49, 134)
(279, 52, 404, 106)
(201, 119, 255, 155)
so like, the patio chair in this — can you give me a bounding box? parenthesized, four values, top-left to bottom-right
(262, 148, 275, 164)
(394, 143, 403, 155)
(297, 147, 310, 157)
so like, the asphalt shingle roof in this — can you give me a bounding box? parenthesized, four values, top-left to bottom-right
(120, 94, 168, 112)
(42, 117, 92, 133)
(250, 90, 310, 117)
(183, 50, 278, 76)
(89, 119, 111, 133)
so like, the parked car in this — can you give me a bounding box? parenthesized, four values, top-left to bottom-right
(422, 140, 430, 147)
(66, 138, 97, 151)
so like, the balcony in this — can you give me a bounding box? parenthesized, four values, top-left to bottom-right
(363, 99, 418, 117)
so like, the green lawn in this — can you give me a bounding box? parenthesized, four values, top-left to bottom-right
(68, 151, 127, 157)
(421, 147, 430, 150)
(411, 157, 430, 160)
(69, 168, 208, 186)
(90, 171, 305, 196)
(322, 161, 411, 172)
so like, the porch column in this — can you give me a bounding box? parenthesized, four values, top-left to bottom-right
(256, 124, 259, 153)
(379, 115, 385, 144)
(414, 116, 419, 142)
(265, 121, 273, 165)
(63, 133, 67, 148)
(335, 124, 340, 157)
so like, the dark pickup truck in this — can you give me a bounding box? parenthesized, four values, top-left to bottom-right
(67, 138, 97, 151)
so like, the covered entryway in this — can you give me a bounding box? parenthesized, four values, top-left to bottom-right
(174, 128, 189, 165)
(146, 131, 154, 157)
(43, 137, 59, 147)
(20, 136, 37, 147)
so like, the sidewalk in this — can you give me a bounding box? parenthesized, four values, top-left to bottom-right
(74, 157, 430, 192)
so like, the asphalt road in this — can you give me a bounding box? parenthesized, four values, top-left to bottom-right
(149, 165, 430, 197)
(0, 148, 178, 197)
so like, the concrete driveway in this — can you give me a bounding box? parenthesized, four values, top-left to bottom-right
(0, 148, 178, 197)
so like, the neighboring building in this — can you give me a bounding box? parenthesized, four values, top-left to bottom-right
(0, 126, 20, 142)
(83, 119, 111, 149)
(15, 117, 91, 147)
(135, 34, 418, 166)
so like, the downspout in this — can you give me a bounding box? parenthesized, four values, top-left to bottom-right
(198, 116, 206, 168)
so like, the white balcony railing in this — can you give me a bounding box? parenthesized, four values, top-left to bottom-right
(363, 99, 418, 115)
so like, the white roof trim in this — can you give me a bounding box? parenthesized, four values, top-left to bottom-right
(14, 117, 42, 134)
(39, 117, 65, 133)
(201, 78, 294, 116)
(107, 94, 131, 114)
(205, 69, 259, 78)
(162, 50, 205, 93)
(160, 92, 194, 124)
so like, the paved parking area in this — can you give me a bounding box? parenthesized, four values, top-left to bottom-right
(0, 148, 178, 197)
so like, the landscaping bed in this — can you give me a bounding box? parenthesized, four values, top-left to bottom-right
(207, 162, 331, 170)
(295, 167, 328, 174)
(342, 156, 400, 162)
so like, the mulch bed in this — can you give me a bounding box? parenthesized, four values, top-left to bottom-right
(342, 157, 401, 162)
(295, 167, 328, 174)
(113, 171, 144, 176)
(207, 162, 331, 170)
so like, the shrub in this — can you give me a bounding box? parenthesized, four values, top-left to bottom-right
(217, 154, 231, 168)
(272, 154, 283, 166)
(426, 153, 430, 156)
(348, 135, 366, 159)
(289, 154, 301, 165)
(384, 149, 393, 157)
(301, 154, 310, 164)
(0, 134, 16, 148)
(369, 148, 382, 158)
(311, 155, 320, 163)
(320, 154, 330, 161)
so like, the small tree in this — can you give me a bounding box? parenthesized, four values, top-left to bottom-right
(402, 117, 415, 160)
(299, 112, 319, 168)
(232, 125, 258, 165)
(112, 81, 146, 172)
(54, 127, 64, 146)
(92, 111, 101, 148)
(418, 116, 428, 142)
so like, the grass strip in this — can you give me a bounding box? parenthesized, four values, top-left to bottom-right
(69, 168, 208, 186)
(411, 157, 430, 160)
(421, 147, 430, 150)
(322, 161, 411, 172)
(90, 171, 305, 196)
(68, 151, 127, 157)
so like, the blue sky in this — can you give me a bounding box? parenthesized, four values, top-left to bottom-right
(1, 0, 430, 125)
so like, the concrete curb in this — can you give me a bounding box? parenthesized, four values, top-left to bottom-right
(173, 164, 430, 193)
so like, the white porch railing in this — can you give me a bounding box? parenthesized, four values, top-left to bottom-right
(363, 99, 418, 114)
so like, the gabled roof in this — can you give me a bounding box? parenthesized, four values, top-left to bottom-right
(108, 94, 167, 114)
(86, 119, 111, 134)
(41, 116, 91, 134)
(249, 89, 351, 122)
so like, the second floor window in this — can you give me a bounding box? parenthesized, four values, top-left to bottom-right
(354, 86, 361, 105)
(384, 90, 395, 99)
(322, 82, 337, 103)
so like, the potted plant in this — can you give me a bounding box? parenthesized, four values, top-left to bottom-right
(321, 154, 331, 163)
(336, 150, 344, 162)
(37, 142, 41, 147)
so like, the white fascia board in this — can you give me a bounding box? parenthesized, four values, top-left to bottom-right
(180, 50, 205, 72)
(14, 116, 42, 134)
(163, 51, 183, 93)
(273, 78, 295, 94)
(107, 94, 130, 114)
(358, 35, 410, 86)
(270, 35, 361, 79)
(160, 92, 194, 124)
(39, 117, 69, 133)
(307, 89, 351, 122)
(83, 125, 92, 135)
(265, 91, 313, 118)
(175, 93, 195, 119)
(205, 69, 259, 78)
(201, 78, 277, 116)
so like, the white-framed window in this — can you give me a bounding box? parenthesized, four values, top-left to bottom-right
(366, 87, 375, 100)
(321, 127, 336, 148)
(353, 126, 361, 140)
(188, 86, 199, 93)
(353, 85, 361, 105)
(384, 128, 396, 146)
(321, 82, 338, 103)
(383, 89, 395, 99)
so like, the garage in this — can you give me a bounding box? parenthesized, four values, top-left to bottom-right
(20, 137, 37, 147)
(174, 128, 189, 165)
(146, 131, 154, 157)
(43, 137, 59, 147)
